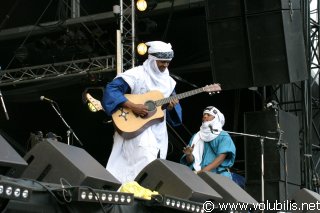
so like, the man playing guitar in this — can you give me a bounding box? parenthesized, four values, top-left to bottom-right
(102, 41, 182, 183)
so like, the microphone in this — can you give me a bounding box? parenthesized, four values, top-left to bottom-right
(266, 100, 279, 110)
(209, 125, 219, 133)
(40, 96, 54, 103)
(209, 124, 213, 133)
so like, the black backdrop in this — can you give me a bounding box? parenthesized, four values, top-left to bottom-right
(0, 1, 288, 178)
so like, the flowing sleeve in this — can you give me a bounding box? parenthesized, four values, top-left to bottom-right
(166, 90, 182, 126)
(102, 77, 131, 116)
(166, 104, 182, 126)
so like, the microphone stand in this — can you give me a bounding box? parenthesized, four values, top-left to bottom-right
(225, 130, 278, 210)
(276, 131, 288, 201)
(0, 90, 9, 120)
(49, 101, 83, 146)
(273, 107, 288, 202)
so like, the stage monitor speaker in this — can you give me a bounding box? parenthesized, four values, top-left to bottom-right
(205, 0, 307, 90)
(292, 188, 320, 213)
(134, 159, 222, 203)
(20, 139, 121, 190)
(198, 172, 258, 210)
(0, 134, 28, 178)
(244, 110, 301, 185)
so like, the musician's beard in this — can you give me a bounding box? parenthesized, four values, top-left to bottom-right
(142, 58, 173, 97)
(151, 59, 166, 73)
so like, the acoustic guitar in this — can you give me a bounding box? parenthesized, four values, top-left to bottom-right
(86, 84, 221, 139)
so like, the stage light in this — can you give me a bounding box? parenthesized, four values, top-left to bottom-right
(113, 5, 120, 15)
(72, 187, 134, 205)
(137, 43, 148, 56)
(0, 180, 31, 202)
(136, 0, 147, 11)
(22, 189, 29, 199)
(14, 188, 20, 197)
(6, 186, 12, 196)
(151, 194, 204, 213)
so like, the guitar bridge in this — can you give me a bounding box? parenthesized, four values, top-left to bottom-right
(118, 107, 129, 121)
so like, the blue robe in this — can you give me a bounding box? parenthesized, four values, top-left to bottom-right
(180, 131, 236, 179)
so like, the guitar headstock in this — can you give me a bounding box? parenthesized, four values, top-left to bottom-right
(203, 83, 222, 94)
(86, 93, 104, 112)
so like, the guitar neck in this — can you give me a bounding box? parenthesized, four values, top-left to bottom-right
(155, 87, 207, 106)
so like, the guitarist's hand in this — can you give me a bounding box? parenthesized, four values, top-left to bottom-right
(123, 101, 148, 117)
(167, 98, 179, 111)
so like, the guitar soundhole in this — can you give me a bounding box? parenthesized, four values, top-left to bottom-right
(143, 100, 157, 119)
(145, 100, 156, 111)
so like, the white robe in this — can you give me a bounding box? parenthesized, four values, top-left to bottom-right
(106, 59, 176, 183)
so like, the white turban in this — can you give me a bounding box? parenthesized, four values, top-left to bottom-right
(203, 106, 225, 127)
(145, 41, 174, 61)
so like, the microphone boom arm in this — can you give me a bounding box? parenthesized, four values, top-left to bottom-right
(49, 101, 83, 146)
(225, 130, 278, 141)
(222, 129, 278, 206)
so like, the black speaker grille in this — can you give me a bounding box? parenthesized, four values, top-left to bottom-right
(135, 159, 222, 203)
(21, 140, 121, 190)
(205, 0, 307, 90)
(244, 110, 301, 184)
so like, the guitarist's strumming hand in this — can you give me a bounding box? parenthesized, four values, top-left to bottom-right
(122, 100, 148, 117)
